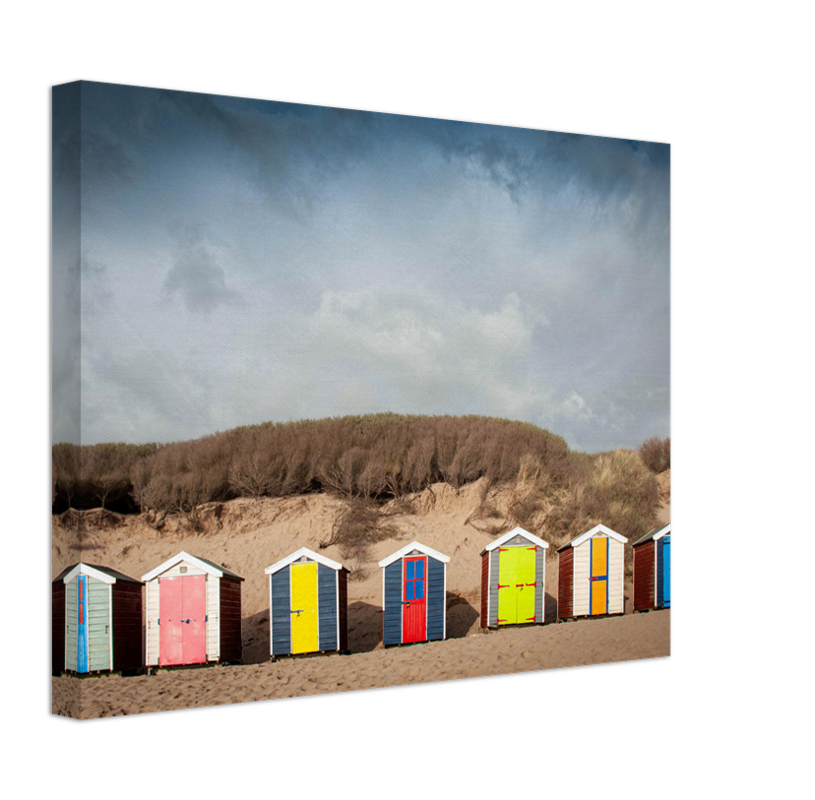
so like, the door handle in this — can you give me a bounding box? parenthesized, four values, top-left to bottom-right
(181, 618, 192, 623)
(291, 609, 303, 615)
(402, 601, 410, 605)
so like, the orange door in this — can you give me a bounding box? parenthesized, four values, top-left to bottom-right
(590, 537, 608, 615)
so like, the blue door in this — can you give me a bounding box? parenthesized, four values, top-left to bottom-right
(77, 576, 88, 673)
(663, 536, 671, 608)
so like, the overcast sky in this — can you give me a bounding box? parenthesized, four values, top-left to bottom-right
(52, 81, 669, 452)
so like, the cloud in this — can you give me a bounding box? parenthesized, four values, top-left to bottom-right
(433, 131, 531, 202)
(163, 240, 242, 314)
(298, 287, 555, 420)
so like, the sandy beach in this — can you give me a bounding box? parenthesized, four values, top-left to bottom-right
(52, 474, 670, 718)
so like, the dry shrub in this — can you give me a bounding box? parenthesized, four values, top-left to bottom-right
(580, 450, 660, 539)
(639, 436, 670, 474)
(321, 497, 399, 578)
(53, 415, 660, 549)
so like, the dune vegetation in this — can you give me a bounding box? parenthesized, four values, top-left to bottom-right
(52, 414, 666, 547)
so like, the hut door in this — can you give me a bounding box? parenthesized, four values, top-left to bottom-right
(498, 547, 537, 624)
(77, 576, 88, 673)
(159, 575, 207, 666)
(663, 537, 671, 607)
(402, 556, 427, 643)
(590, 537, 608, 615)
(291, 562, 319, 654)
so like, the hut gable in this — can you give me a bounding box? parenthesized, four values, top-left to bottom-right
(377, 541, 450, 568)
(632, 523, 670, 547)
(141, 551, 243, 582)
(482, 526, 549, 554)
(265, 547, 345, 576)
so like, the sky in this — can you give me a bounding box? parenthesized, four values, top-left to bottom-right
(52, 81, 669, 453)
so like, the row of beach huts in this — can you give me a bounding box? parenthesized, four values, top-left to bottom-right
(52, 522, 670, 675)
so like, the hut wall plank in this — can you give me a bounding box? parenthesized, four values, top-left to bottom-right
(488, 549, 499, 627)
(87, 578, 111, 671)
(535, 546, 545, 622)
(609, 538, 625, 614)
(219, 578, 242, 662)
(52, 583, 66, 673)
(317, 563, 338, 651)
(206, 575, 220, 660)
(558, 547, 574, 619)
(338, 570, 348, 651)
(112, 582, 143, 671)
(383, 561, 402, 645)
(145, 579, 160, 666)
(656, 538, 665, 607)
(65, 577, 78, 669)
(634, 540, 656, 610)
(573, 540, 591, 616)
(426, 557, 445, 641)
(480, 553, 489, 628)
(271, 567, 291, 656)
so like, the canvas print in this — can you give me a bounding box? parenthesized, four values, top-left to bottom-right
(51, 81, 670, 719)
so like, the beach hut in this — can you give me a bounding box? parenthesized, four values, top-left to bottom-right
(379, 541, 449, 646)
(52, 563, 143, 675)
(632, 523, 671, 611)
(265, 547, 349, 658)
(480, 526, 549, 628)
(557, 524, 628, 619)
(142, 552, 243, 668)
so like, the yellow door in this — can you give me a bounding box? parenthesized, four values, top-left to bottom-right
(590, 536, 608, 615)
(498, 547, 537, 624)
(498, 548, 519, 624)
(291, 562, 319, 654)
(517, 546, 537, 623)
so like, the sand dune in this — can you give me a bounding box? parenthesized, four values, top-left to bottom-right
(52, 476, 670, 717)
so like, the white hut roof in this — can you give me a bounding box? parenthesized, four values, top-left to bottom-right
(483, 526, 550, 553)
(265, 547, 346, 575)
(557, 523, 628, 551)
(378, 541, 450, 568)
(141, 551, 244, 582)
(55, 563, 142, 585)
(632, 523, 671, 547)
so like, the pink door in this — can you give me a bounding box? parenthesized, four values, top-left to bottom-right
(159, 575, 207, 666)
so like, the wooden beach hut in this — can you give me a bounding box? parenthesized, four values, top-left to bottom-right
(265, 547, 349, 658)
(142, 552, 243, 668)
(557, 524, 627, 619)
(379, 541, 449, 646)
(480, 526, 549, 628)
(52, 563, 143, 675)
(632, 523, 671, 611)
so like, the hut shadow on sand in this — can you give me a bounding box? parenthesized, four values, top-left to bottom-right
(347, 600, 382, 654)
(446, 591, 479, 639)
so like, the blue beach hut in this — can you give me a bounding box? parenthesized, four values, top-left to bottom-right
(379, 541, 449, 646)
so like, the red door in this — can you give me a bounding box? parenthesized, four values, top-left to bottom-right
(402, 556, 427, 643)
(159, 575, 207, 666)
